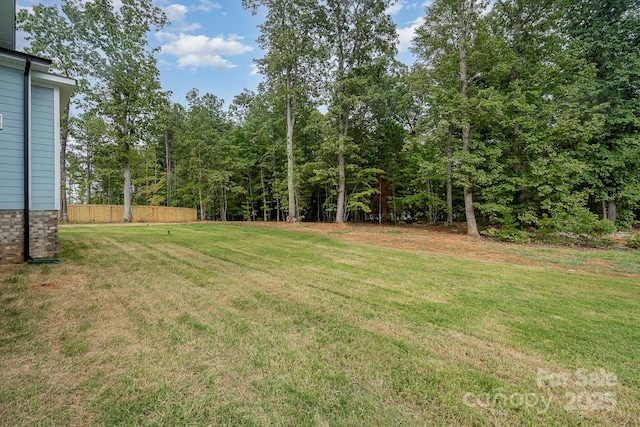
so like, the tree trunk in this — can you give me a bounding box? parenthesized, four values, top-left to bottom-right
(221, 183, 227, 222)
(458, 0, 480, 237)
(85, 151, 92, 204)
(317, 187, 321, 222)
(392, 182, 397, 226)
(296, 186, 302, 220)
(260, 167, 268, 221)
(378, 177, 382, 225)
(446, 124, 453, 225)
(336, 148, 346, 223)
(59, 101, 70, 222)
(336, 115, 349, 224)
(607, 200, 617, 223)
(285, 70, 298, 223)
(123, 115, 133, 222)
(249, 176, 255, 221)
(334, 17, 348, 224)
(463, 184, 479, 235)
(165, 131, 171, 207)
(123, 160, 132, 222)
(324, 185, 328, 222)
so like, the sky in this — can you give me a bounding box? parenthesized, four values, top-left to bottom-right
(16, 0, 430, 108)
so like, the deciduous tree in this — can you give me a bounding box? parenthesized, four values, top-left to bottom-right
(319, 0, 397, 223)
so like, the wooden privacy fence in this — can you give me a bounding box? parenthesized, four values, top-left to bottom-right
(61, 205, 197, 223)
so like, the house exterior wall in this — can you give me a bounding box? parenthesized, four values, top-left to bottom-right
(0, 60, 65, 263)
(31, 85, 55, 211)
(0, 65, 24, 210)
(0, 48, 72, 263)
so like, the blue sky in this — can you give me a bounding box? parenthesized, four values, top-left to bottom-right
(17, 0, 430, 108)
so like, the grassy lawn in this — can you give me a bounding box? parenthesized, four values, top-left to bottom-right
(509, 245, 640, 276)
(1, 223, 639, 426)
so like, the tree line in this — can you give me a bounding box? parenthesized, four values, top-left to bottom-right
(18, 0, 640, 238)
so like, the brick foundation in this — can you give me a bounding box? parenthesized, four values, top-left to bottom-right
(0, 210, 58, 263)
(29, 210, 58, 260)
(0, 210, 25, 263)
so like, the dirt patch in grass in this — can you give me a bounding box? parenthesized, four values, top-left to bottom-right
(240, 222, 529, 262)
(31, 282, 62, 290)
(238, 222, 640, 278)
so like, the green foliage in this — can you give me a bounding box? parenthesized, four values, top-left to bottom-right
(347, 168, 384, 215)
(242, 0, 327, 221)
(481, 227, 531, 244)
(17, 0, 640, 231)
(627, 233, 640, 250)
(319, 0, 398, 222)
(563, 0, 640, 224)
(479, 203, 532, 243)
(550, 208, 617, 236)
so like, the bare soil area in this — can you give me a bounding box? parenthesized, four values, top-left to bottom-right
(243, 222, 531, 261)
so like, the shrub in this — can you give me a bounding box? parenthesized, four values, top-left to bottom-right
(551, 208, 617, 236)
(627, 233, 640, 250)
(481, 227, 531, 244)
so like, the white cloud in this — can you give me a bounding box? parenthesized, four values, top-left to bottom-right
(249, 63, 260, 76)
(164, 4, 188, 21)
(160, 33, 253, 70)
(164, 4, 201, 32)
(163, 2, 222, 32)
(15, 4, 33, 13)
(194, 0, 221, 12)
(397, 16, 424, 53)
(385, 1, 404, 15)
(155, 31, 175, 42)
(176, 53, 234, 70)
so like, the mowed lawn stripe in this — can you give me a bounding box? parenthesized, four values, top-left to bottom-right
(0, 223, 638, 426)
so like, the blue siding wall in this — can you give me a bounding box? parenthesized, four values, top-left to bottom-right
(0, 65, 24, 210)
(31, 85, 55, 211)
